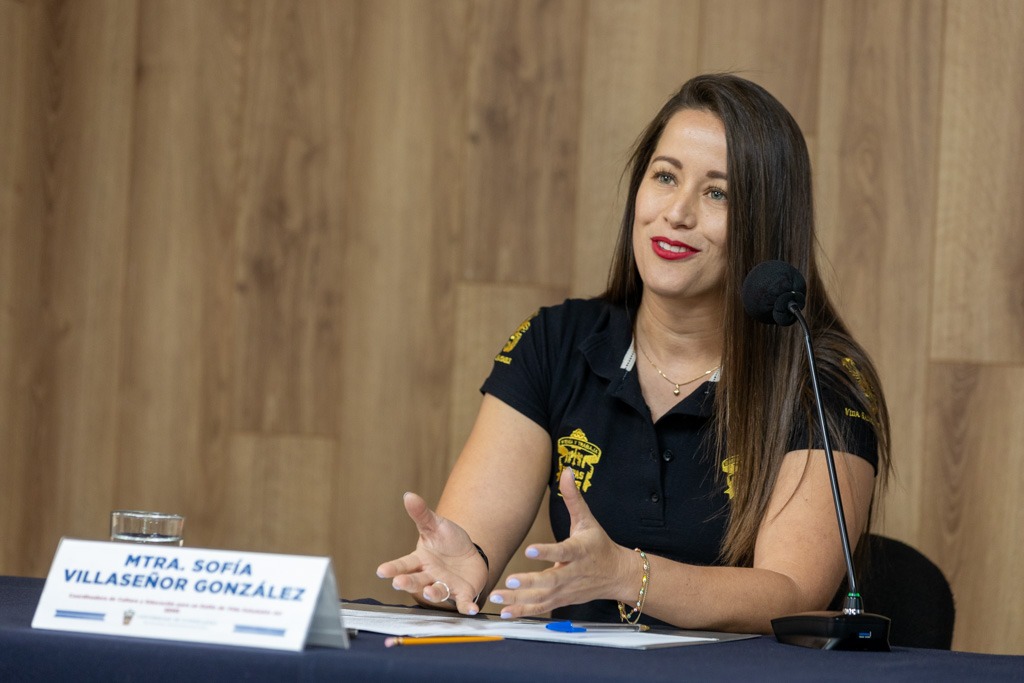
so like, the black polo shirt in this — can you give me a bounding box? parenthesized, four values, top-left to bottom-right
(480, 298, 877, 624)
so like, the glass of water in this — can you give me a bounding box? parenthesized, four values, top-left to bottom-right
(110, 510, 185, 546)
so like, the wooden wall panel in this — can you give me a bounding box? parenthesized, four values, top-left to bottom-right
(114, 1, 245, 536)
(571, 0, 701, 298)
(923, 364, 1024, 655)
(931, 0, 1024, 363)
(232, 0, 348, 436)
(217, 434, 336, 555)
(2, 0, 1023, 653)
(0, 0, 47, 572)
(461, 0, 585, 288)
(187, 0, 254, 543)
(0, 1, 139, 567)
(816, 0, 944, 544)
(51, 0, 138, 543)
(697, 0, 824, 138)
(333, 0, 469, 604)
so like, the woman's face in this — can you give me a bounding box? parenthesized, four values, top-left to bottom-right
(632, 108, 729, 306)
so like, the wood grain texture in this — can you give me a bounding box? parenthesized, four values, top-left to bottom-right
(215, 433, 336, 555)
(0, 0, 47, 572)
(697, 0, 824, 138)
(332, 0, 469, 605)
(815, 0, 944, 545)
(922, 364, 1024, 655)
(461, 0, 585, 288)
(233, 0, 346, 436)
(115, 0, 246, 533)
(931, 0, 1024, 363)
(1, 0, 139, 569)
(2, 0, 1023, 653)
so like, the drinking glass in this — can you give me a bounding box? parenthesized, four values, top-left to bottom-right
(110, 510, 184, 546)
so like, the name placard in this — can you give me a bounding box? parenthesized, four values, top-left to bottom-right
(32, 538, 349, 651)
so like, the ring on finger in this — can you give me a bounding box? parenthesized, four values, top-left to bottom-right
(430, 580, 451, 602)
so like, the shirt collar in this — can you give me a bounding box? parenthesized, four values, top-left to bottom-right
(579, 302, 716, 418)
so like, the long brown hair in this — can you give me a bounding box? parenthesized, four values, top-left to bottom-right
(602, 73, 891, 567)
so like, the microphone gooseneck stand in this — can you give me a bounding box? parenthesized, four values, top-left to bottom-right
(768, 299, 891, 651)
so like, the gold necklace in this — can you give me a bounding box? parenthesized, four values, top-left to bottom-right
(635, 337, 719, 396)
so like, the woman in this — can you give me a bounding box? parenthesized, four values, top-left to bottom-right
(376, 73, 890, 633)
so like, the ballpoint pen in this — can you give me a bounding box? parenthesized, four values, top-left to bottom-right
(545, 621, 650, 633)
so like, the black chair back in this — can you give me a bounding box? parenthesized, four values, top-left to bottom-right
(831, 534, 955, 649)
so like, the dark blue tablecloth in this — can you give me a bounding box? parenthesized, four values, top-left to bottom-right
(2, 576, 1022, 682)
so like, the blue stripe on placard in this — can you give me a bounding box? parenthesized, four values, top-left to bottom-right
(55, 610, 106, 621)
(233, 625, 286, 637)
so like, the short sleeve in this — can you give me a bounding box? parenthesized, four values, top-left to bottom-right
(479, 309, 551, 430)
(787, 365, 880, 473)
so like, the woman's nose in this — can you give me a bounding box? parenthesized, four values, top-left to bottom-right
(663, 190, 696, 228)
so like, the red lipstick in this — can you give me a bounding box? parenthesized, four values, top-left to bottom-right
(650, 237, 698, 261)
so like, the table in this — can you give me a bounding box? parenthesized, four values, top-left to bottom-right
(2, 576, 1022, 682)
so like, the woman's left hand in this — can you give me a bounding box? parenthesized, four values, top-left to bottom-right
(486, 467, 637, 619)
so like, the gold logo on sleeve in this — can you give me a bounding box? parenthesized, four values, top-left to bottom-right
(494, 312, 537, 365)
(841, 357, 877, 424)
(722, 455, 739, 499)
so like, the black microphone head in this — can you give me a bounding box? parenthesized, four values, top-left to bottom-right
(741, 260, 807, 326)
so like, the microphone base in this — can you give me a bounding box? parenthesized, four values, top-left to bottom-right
(772, 611, 891, 651)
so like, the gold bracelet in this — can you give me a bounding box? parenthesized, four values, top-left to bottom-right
(617, 548, 650, 624)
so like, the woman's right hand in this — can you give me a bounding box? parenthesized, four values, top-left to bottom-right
(375, 491, 490, 616)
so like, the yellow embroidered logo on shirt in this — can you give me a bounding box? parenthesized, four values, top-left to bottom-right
(556, 428, 602, 493)
(494, 312, 537, 365)
(722, 455, 739, 499)
(841, 357, 877, 425)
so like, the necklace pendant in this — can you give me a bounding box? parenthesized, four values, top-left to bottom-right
(673, 386, 681, 396)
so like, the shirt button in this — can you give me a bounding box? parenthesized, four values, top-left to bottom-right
(649, 493, 660, 503)
(662, 450, 674, 462)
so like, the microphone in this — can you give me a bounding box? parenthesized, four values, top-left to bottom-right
(742, 261, 891, 651)
(740, 260, 806, 326)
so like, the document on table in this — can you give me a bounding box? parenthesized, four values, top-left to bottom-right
(341, 602, 755, 650)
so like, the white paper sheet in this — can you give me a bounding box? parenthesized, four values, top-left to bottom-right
(341, 602, 720, 650)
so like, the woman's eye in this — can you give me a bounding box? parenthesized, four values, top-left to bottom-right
(654, 171, 675, 185)
(708, 187, 727, 201)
